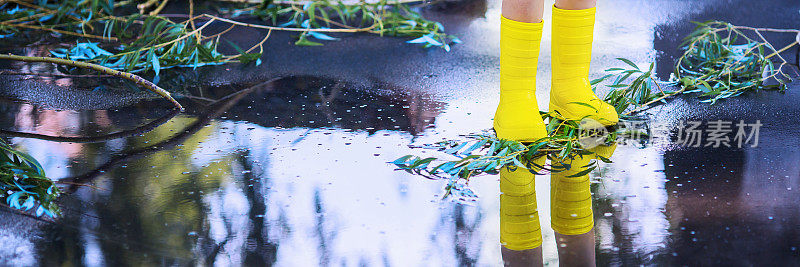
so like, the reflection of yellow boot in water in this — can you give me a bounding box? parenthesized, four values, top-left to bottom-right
(494, 15, 547, 142)
(551, 144, 615, 267)
(500, 166, 542, 250)
(550, 155, 594, 235)
(551, 144, 616, 235)
(549, 6, 618, 126)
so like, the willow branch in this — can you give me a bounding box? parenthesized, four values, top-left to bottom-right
(0, 70, 112, 78)
(0, 54, 182, 110)
(197, 14, 378, 32)
(212, 0, 425, 4)
(622, 86, 687, 116)
(148, 0, 170, 16)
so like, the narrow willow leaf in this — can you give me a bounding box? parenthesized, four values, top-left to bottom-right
(567, 102, 599, 112)
(616, 58, 640, 70)
(566, 165, 597, 178)
(391, 155, 414, 165)
(295, 35, 324, 46)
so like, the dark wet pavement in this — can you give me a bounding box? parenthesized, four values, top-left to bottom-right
(1, 0, 800, 265)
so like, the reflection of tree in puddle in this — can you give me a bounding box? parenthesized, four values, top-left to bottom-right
(591, 145, 670, 266)
(0, 75, 447, 264)
(30, 80, 263, 265)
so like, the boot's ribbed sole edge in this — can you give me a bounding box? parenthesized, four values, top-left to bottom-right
(493, 122, 546, 142)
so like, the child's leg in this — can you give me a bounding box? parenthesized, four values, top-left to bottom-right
(554, 0, 596, 10)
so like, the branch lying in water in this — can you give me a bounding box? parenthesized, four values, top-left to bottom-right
(0, 54, 182, 110)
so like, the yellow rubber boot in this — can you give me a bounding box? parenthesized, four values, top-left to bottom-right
(494, 16, 547, 142)
(550, 6, 618, 126)
(500, 166, 542, 250)
(551, 144, 617, 235)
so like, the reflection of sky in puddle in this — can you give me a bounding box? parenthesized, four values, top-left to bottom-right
(0, 80, 677, 266)
(594, 146, 669, 263)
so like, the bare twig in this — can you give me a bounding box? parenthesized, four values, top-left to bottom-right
(622, 87, 687, 116)
(149, 0, 170, 16)
(0, 70, 112, 78)
(0, 22, 117, 41)
(196, 13, 379, 33)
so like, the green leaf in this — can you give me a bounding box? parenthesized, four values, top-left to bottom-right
(567, 102, 598, 112)
(616, 57, 640, 70)
(295, 35, 324, 46)
(444, 141, 469, 155)
(409, 157, 437, 169)
(590, 74, 613, 85)
(464, 139, 488, 155)
(391, 155, 414, 165)
(150, 52, 160, 77)
(596, 154, 613, 163)
(511, 157, 525, 168)
(566, 165, 596, 178)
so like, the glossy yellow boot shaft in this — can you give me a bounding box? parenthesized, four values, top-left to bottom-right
(495, 16, 547, 142)
(550, 6, 618, 126)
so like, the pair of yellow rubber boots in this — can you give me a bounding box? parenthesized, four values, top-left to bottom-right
(497, 6, 618, 250)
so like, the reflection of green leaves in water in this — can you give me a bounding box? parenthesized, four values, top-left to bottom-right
(0, 139, 60, 217)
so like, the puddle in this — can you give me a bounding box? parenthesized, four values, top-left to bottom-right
(4, 74, 799, 265)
